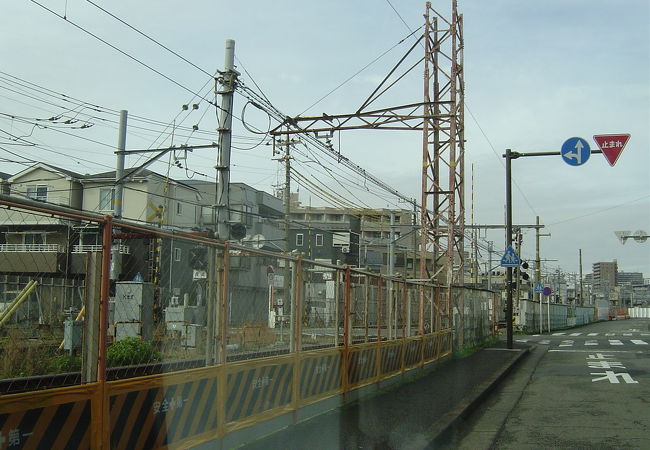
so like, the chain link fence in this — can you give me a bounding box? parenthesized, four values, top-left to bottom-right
(0, 196, 495, 395)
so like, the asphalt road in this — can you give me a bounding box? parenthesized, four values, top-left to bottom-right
(447, 319, 650, 449)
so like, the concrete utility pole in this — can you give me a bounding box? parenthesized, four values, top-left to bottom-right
(110, 110, 127, 281)
(284, 132, 291, 253)
(215, 39, 237, 240)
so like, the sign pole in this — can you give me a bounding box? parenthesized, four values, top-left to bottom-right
(505, 149, 514, 349)
(546, 295, 551, 334)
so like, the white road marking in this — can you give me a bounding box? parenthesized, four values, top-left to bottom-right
(552, 332, 566, 336)
(515, 339, 529, 343)
(539, 340, 550, 345)
(584, 340, 598, 346)
(587, 333, 598, 336)
(609, 340, 624, 346)
(549, 349, 639, 353)
(605, 333, 615, 336)
(569, 332, 582, 336)
(559, 340, 574, 347)
(623, 333, 633, 336)
(631, 340, 648, 345)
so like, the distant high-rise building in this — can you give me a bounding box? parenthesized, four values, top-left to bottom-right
(617, 271, 644, 285)
(592, 261, 618, 290)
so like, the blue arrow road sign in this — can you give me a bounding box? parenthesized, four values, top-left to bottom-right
(534, 283, 544, 293)
(561, 137, 591, 166)
(500, 246, 521, 267)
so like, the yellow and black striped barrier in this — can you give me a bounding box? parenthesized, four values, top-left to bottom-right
(298, 349, 342, 404)
(108, 367, 220, 450)
(0, 331, 454, 449)
(347, 345, 377, 388)
(224, 356, 294, 430)
(0, 384, 95, 449)
(404, 337, 423, 368)
(379, 342, 403, 376)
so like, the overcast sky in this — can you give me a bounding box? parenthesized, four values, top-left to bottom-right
(1, 1, 648, 277)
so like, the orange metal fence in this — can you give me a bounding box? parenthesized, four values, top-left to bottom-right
(0, 197, 491, 449)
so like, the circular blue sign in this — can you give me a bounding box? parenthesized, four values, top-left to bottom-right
(542, 287, 552, 296)
(561, 137, 591, 166)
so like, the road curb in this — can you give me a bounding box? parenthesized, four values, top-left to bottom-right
(425, 345, 531, 447)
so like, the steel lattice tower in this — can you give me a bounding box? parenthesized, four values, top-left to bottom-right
(420, 1, 465, 331)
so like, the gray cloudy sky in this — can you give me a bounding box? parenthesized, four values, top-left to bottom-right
(1, 1, 648, 276)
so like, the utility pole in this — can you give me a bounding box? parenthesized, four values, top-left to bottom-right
(110, 110, 127, 281)
(515, 228, 522, 319)
(487, 241, 494, 290)
(579, 249, 584, 306)
(284, 132, 291, 253)
(215, 39, 237, 240)
(536, 217, 542, 332)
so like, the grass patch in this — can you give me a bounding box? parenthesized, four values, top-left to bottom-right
(454, 336, 499, 358)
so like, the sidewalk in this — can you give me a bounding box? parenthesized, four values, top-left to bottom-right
(239, 342, 530, 450)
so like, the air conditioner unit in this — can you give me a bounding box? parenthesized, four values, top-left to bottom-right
(341, 246, 350, 253)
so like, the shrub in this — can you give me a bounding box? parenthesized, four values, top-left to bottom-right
(51, 354, 82, 373)
(107, 337, 160, 367)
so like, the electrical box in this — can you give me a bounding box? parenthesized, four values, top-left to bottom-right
(63, 320, 82, 351)
(114, 282, 153, 340)
(115, 322, 141, 341)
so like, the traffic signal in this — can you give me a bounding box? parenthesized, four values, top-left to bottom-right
(518, 261, 530, 281)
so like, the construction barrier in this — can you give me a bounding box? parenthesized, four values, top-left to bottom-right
(0, 197, 489, 448)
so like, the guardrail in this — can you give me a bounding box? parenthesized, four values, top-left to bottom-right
(0, 243, 63, 252)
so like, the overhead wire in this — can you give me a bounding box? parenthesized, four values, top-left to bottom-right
(84, 0, 213, 78)
(29, 0, 219, 110)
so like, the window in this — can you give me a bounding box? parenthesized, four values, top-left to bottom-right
(99, 188, 114, 211)
(80, 233, 99, 246)
(26, 185, 48, 202)
(296, 233, 304, 246)
(316, 234, 324, 247)
(176, 202, 183, 215)
(24, 233, 44, 245)
(174, 247, 182, 262)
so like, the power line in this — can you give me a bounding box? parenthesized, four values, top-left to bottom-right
(84, 0, 213, 78)
(29, 0, 217, 108)
(298, 25, 423, 116)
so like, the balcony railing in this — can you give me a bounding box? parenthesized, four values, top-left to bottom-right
(72, 244, 130, 254)
(0, 244, 63, 253)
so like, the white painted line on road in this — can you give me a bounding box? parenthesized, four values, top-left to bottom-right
(515, 339, 529, 343)
(641, 333, 650, 336)
(559, 340, 574, 347)
(569, 333, 582, 336)
(587, 333, 598, 336)
(549, 349, 641, 353)
(585, 340, 598, 346)
(609, 340, 624, 346)
(623, 333, 633, 336)
(631, 340, 648, 345)
(605, 333, 615, 336)
(552, 333, 566, 336)
(485, 348, 525, 352)
(539, 340, 550, 345)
